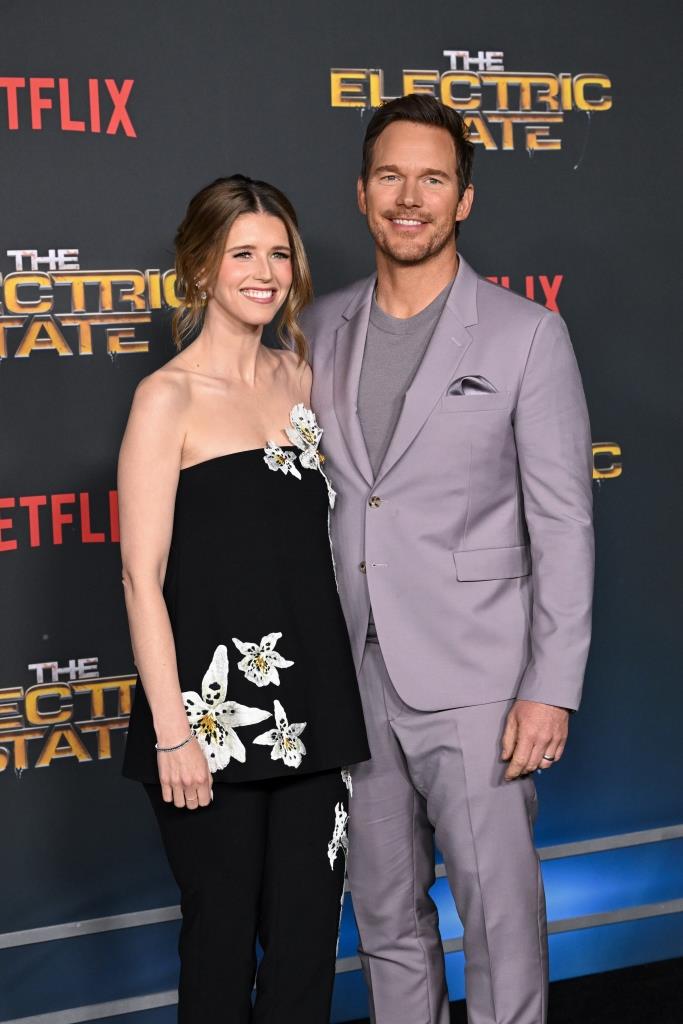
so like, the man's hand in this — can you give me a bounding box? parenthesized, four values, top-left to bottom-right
(501, 700, 569, 780)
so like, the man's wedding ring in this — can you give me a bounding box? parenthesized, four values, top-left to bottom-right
(542, 754, 555, 762)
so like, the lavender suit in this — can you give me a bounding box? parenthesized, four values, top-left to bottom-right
(301, 255, 594, 1024)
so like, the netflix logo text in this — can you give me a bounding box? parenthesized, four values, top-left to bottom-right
(486, 274, 563, 312)
(0, 77, 136, 137)
(0, 491, 119, 551)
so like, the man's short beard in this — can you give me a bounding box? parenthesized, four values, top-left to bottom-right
(370, 219, 455, 267)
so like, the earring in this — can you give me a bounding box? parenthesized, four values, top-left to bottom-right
(200, 290, 207, 301)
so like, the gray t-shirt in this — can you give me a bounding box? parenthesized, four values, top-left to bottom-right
(357, 280, 452, 640)
(358, 281, 451, 475)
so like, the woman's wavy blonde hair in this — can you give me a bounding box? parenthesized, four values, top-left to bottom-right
(172, 174, 312, 360)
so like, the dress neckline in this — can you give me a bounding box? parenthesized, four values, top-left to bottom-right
(180, 444, 296, 474)
(178, 401, 328, 491)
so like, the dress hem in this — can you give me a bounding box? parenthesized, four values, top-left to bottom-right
(121, 746, 371, 786)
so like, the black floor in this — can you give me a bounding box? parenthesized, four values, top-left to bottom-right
(348, 957, 683, 1024)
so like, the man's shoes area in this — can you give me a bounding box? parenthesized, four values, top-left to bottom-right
(349, 958, 683, 1024)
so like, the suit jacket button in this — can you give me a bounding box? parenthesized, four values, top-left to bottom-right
(359, 561, 367, 573)
(368, 495, 382, 508)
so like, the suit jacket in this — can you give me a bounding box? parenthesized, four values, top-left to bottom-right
(300, 255, 594, 712)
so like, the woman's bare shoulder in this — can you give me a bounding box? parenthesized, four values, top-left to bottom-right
(274, 346, 312, 398)
(120, 363, 193, 465)
(132, 358, 192, 415)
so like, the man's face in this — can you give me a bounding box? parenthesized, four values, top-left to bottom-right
(358, 121, 473, 266)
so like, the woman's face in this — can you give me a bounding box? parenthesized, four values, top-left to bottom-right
(207, 212, 293, 329)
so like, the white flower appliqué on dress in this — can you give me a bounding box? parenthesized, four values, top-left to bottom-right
(327, 801, 349, 869)
(262, 404, 339, 586)
(286, 403, 322, 464)
(263, 441, 302, 479)
(285, 403, 337, 508)
(328, 797, 350, 955)
(181, 645, 271, 772)
(341, 767, 353, 797)
(232, 632, 294, 687)
(253, 698, 307, 768)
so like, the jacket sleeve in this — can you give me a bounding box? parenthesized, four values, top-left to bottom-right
(514, 312, 595, 711)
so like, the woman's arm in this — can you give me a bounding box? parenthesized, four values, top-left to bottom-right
(118, 372, 212, 809)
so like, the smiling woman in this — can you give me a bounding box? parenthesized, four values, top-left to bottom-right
(116, 172, 369, 1024)
(172, 174, 312, 358)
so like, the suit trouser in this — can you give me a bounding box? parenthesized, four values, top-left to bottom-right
(145, 768, 348, 1024)
(347, 643, 548, 1024)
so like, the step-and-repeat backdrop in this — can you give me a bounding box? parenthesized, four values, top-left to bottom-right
(1, 2, 681, 1022)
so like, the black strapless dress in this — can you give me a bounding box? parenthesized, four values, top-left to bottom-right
(122, 404, 370, 784)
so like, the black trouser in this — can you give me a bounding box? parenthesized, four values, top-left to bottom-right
(145, 768, 348, 1023)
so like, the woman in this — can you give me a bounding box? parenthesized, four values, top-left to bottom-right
(118, 175, 370, 1023)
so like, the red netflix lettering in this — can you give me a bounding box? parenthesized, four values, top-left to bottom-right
(0, 497, 17, 552)
(80, 492, 106, 543)
(88, 78, 101, 133)
(0, 490, 120, 550)
(486, 274, 563, 313)
(59, 77, 86, 132)
(0, 77, 25, 129)
(0, 77, 136, 137)
(51, 493, 76, 544)
(30, 77, 54, 130)
(105, 79, 136, 138)
(538, 275, 562, 312)
(19, 495, 47, 547)
(109, 489, 120, 543)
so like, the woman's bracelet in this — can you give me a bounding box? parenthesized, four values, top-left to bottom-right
(155, 732, 193, 753)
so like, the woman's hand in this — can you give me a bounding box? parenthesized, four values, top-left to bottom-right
(157, 737, 213, 809)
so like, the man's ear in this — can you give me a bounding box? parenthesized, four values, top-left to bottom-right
(357, 176, 367, 215)
(456, 183, 475, 226)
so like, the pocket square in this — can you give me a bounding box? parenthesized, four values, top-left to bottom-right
(447, 374, 498, 396)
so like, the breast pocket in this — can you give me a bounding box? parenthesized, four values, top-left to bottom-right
(440, 392, 511, 413)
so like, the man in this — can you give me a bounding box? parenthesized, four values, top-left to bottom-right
(301, 94, 594, 1024)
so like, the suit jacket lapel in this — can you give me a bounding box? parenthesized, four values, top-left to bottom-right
(374, 256, 479, 488)
(333, 275, 376, 486)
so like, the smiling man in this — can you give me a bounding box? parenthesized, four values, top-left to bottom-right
(301, 95, 594, 1024)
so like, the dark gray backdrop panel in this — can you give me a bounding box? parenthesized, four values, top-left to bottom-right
(0, 0, 681, 944)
